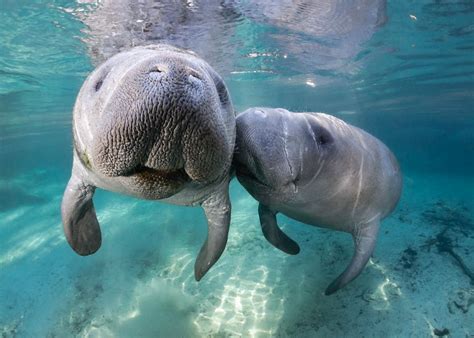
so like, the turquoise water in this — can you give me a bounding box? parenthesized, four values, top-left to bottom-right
(1, 1, 473, 337)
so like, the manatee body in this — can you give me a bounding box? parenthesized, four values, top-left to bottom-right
(61, 44, 235, 280)
(234, 107, 402, 294)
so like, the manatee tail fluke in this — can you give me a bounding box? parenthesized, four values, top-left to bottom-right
(325, 220, 380, 295)
(259, 203, 300, 255)
(61, 174, 101, 256)
(194, 185, 231, 281)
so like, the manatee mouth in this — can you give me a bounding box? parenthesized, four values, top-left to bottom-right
(234, 161, 271, 190)
(233, 160, 254, 180)
(76, 147, 191, 186)
(125, 165, 190, 184)
(123, 165, 191, 199)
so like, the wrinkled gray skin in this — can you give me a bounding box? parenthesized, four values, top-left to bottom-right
(61, 44, 235, 281)
(234, 108, 402, 295)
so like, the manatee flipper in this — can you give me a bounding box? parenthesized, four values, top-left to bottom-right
(325, 220, 380, 295)
(259, 204, 300, 255)
(194, 184, 231, 281)
(61, 173, 101, 256)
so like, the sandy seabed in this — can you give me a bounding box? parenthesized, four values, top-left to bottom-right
(0, 169, 473, 337)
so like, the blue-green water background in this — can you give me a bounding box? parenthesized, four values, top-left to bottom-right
(1, 1, 473, 336)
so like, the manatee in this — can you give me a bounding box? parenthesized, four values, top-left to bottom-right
(61, 44, 235, 280)
(233, 107, 402, 294)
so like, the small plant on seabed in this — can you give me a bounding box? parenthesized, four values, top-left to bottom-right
(448, 288, 474, 314)
(421, 201, 474, 285)
(421, 200, 473, 233)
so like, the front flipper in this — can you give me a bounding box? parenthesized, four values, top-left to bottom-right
(325, 220, 380, 295)
(61, 173, 101, 255)
(259, 204, 300, 255)
(194, 184, 231, 281)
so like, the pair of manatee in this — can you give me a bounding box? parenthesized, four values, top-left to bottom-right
(62, 44, 402, 295)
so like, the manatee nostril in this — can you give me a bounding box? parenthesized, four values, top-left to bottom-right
(187, 67, 202, 81)
(148, 65, 168, 76)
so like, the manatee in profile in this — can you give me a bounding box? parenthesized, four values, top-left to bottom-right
(61, 44, 235, 280)
(233, 107, 402, 294)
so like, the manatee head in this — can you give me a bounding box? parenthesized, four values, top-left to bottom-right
(73, 44, 235, 199)
(233, 107, 333, 203)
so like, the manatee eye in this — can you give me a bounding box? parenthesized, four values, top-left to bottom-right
(307, 117, 333, 146)
(94, 67, 110, 92)
(95, 79, 103, 91)
(318, 134, 329, 145)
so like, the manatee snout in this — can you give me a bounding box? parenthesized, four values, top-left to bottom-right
(74, 45, 233, 198)
(234, 108, 311, 193)
(234, 109, 280, 187)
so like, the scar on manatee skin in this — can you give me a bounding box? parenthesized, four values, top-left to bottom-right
(79, 150, 92, 170)
(73, 139, 92, 170)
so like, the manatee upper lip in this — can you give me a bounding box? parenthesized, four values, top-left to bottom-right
(234, 159, 299, 202)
